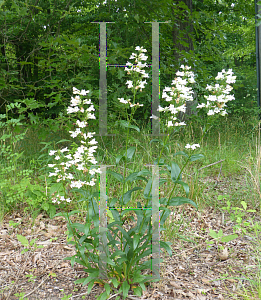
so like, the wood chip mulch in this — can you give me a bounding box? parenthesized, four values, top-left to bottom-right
(0, 176, 260, 300)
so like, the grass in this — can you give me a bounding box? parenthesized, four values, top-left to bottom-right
(1, 112, 261, 298)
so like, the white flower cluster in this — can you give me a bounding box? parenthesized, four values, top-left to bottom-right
(118, 46, 150, 108)
(185, 143, 200, 150)
(158, 65, 195, 127)
(197, 69, 236, 116)
(48, 88, 102, 204)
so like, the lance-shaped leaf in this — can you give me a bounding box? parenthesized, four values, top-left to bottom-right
(169, 197, 198, 209)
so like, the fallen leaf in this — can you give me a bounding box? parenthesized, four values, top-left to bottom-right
(202, 278, 211, 285)
(218, 247, 229, 261)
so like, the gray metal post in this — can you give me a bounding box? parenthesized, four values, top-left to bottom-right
(256, 0, 261, 120)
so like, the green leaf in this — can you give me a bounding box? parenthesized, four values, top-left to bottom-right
(118, 120, 140, 132)
(30, 239, 37, 246)
(97, 291, 108, 300)
(113, 224, 132, 246)
(111, 277, 120, 288)
(132, 286, 142, 296)
(160, 241, 172, 256)
(104, 283, 111, 295)
(221, 234, 238, 243)
(126, 146, 136, 160)
(86, 279, 96, 294)
(217, 229, 223, 238)
(107, 210, 115, 224)
(116, 154, 124, 165)
(137, 169, 151, 177)
(122, 187, 143, 205)
(125, 172, 140, 183)
(170, 162, 182, 181)
(144, 178, 152, 199)
(131, 273, 146, 284)
(241, 201, 247, 210)
(17, 234, 29, 247)
(122, 281, 130, 299)
(153, 158, 165, 165)
(160, 197, 168, 205)
(75, 276, 94, 286)
(168, 197, 198, 209)
(150, 138, 164, 147)
(107, 170, 124, 183)
(189, 154, 204, 162)
(209, 228, 218, 239)
(133, 234, 141, 250)
(175, 180, 189, 197)
(173, 151, 189, 158)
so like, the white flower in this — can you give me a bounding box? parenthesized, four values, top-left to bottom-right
(69, 128, 81, 138)
(207, 110, 215, 116)
(207, 95, 217, 102)
(71, 95, 81, 106)
(126, 80, 133, 88)
(76, 120, 87, 128)
(49, 172, 57, 177)
(86, 113, 96, 119)
(66, 173, 74, 180)
(73, 87, 80, 94)
(67, 106, 79, 114)
(83, 99, 92, 105)
(137, 80, 147, 90)
(119, 98, 128, 104)
(55, 155, 60, 160)
(176, 122, 186, 126)
(185, 144, 200, 150)
(220, 110, 228, 116)
(89, 169, 96, 175)
(150, 114, 159, 120)
(176, 71, 184, 77)
(215, 72, 224, 80)
(129, 54, 136, 60)
(49, 150, 57, 156)
(80, 89, 89, 96)
(138, 53, 148, 61)
(89, 139, 98, 145)
(60, 147, 69, 153)
(197, 103, 205, 109)
(65, 154, 72, 159)
(191, 144, 200, 150)
(188, 77, 195, 83)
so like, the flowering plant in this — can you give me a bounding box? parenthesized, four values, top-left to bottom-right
(46, 46, 236, 299)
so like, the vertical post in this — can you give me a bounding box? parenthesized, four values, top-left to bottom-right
(91, 22, 116, 136)
(256, 0, 261, 120)
(99, 165, 108, 279)
(151, 165, 160, 280)
(144, 21, 170, 136)
(90, 20, 171, 281)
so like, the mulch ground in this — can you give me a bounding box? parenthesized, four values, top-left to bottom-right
(0, 175, 260, 300)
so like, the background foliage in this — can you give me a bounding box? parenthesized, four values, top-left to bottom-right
(0, 0, 258, 132)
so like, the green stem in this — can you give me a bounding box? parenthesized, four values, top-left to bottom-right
(129, 122, 213, 272)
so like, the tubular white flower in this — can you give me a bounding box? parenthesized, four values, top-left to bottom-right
(119, 98, 128, 104)
(126, 80, 133, 88)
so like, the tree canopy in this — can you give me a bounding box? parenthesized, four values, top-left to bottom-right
(0, 0, 257, 133)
